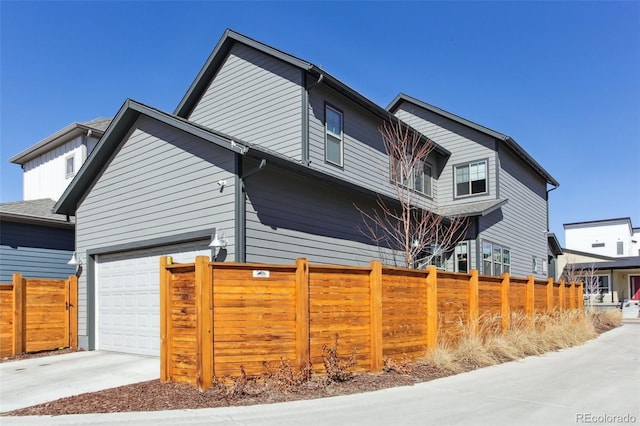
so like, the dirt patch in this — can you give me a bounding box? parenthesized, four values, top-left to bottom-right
(3, 362, 451, 416)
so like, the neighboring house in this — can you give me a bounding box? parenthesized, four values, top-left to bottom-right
(564, 217, 639, 258)
(560, 217, 640, 303)
(388, 94, 559, 278)
(0, 199, 75, 282)
(9, 118, 111, 201)
(52, 29, 558, 355)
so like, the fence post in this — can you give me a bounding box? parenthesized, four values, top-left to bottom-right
(160, 256, 172, 383)
(68, 275, 78, 349)
(426, 266, 438, 350)
(526, 276, 535, 319)
(12, 273, 24, 356)
(469, 270, 479, 336)
(546, 278, 554, 312)
(558, 280, 566, 310)
(501, 273, 511, 331)
(195, 256, 213, 391)
(369, 261, 383, 373)
(295, 258, 310, 373)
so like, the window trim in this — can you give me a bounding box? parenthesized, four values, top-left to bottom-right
(65, 155, 75, 178)
(455, 241, 469, 273)
(324, 103, 344, 168)
(390, 157, 433, 198)
(482, 240, 510, 276)
(453, 159, 489, 199)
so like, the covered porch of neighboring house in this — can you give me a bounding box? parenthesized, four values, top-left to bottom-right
(568, 257, 640, 317)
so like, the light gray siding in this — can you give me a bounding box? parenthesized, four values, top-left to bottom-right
(75, 115, 237, 335)
(308, 87, 437, 211)
(394, 102, 497, 207)
(479, 146, 548, 278)
(244, 159, 399, 266)
(189, 43, 303, 160)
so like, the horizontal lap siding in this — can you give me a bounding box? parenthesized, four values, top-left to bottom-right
(394, 104, 496, 207)
(24, 279, 68, 352)
(0, 286, 13, 356)
(480, 145, 548, 279)
(309, 266, 371, 373)
(381, 269, 428, 359)
(308, 89, 437, 213)
(168, 269, 198, 384)
(76, 115, 237, 337)
(189, 43, 302, 160)
(212, 265, 297, 378)
(245, 162, 391, 266)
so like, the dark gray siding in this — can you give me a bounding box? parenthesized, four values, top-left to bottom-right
(75, 115, 237, 335)
(244, 158, 399, 266)
(479, 146, 548, 278)
(0, 221, 74, 282)
(308, 87, 437, 212)
(189, 43, 303, 160)
(394, 102, 496, 207)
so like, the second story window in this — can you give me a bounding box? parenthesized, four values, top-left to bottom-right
(325, 105, 343, 167)
(391, 158, 432, 197)
(65, 155, 75, 178)
(455, 160, 487, 197)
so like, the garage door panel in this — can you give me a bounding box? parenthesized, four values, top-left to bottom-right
(97, 241, 210, 356)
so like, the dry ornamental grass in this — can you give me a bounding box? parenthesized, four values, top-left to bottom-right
(2, 309, 622, 417)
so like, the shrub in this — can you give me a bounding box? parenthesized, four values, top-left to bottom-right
(321, 334, 358, 384)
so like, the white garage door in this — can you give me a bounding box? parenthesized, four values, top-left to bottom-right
(96, 241, 211, 356)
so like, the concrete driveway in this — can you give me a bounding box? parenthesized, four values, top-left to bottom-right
(0, 351, 159, 412)
(2, 323, 639, 425)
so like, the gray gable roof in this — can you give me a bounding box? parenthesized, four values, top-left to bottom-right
(387, 93, 559, 187)
(53, 99, 247, 216)
(174, 29, 450, 158)
(9, 118, 112, 165)
(0, 199, 74, 227)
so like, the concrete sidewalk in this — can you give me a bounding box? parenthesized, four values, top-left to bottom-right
(2, 323, 639, 425)
(0, 351, 159, 412)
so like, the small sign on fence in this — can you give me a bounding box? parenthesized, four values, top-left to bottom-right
(252, 270, 270, 278)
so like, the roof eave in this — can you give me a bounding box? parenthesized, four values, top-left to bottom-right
(9, 124, 105, 165)
(388, 93, 558, 187)
(54, 99, 247, 216)
(0, 212, 75, 228)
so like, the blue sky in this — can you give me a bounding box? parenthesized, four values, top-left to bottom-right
(1, 1, 638, 245)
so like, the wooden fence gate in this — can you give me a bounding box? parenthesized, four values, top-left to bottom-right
(0, 273, 78, 357)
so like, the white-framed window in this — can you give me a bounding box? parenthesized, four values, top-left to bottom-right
(325, 105, 343, 166)
(65, 155, 75, 178)
(532, 255, 546, 275)
(455, 241, 469, 273)
(617, 241, 624, 255)
(455, 160, 487, 197)
(391, 157, 433, 197)
(483, 241, 510, 276)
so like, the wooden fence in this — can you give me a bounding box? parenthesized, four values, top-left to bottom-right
(160, 257, 583, 390)
(0, 274, 78, 357)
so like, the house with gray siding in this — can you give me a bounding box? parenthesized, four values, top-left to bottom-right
(388, 94, 559, 278)
(52, 29, 558, 355)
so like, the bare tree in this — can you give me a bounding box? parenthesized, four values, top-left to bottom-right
(355, 119, 469, 269)
(563, 259, 599, 305)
